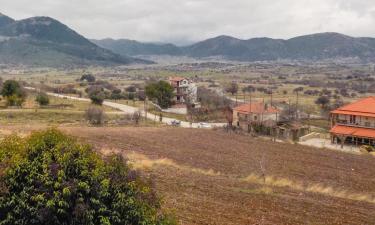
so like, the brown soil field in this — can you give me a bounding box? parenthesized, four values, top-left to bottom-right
(2, 126, 375, 225)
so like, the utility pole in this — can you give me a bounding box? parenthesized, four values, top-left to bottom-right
(288, 98, 291, 121)
(248, 91, 252, 133)
(296, 91, 299, 120)
(261, 98, 265, 125)
(144, 97, 148, 122)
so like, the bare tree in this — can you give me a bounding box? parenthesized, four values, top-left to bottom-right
(259, 153, 267, 184)
(293, 87, 304, 120)
(133, 111, 141, 125)
(85, 106, 105, 125)
(225, 82, 238, 96)
(222, 106, 233, 128)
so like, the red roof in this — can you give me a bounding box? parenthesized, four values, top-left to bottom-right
(169, 77, 186, 82)
(332, 97, 375, 117)
(234, 102, 279, 114)
(330, 125, 375, 139)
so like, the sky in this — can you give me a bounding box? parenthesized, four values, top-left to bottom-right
(2, 0, 375, 45)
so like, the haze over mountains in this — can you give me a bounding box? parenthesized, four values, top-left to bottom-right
(93, 33, 375, 62)
(2, 12, 375, 67)
(0, 13, 146, 67)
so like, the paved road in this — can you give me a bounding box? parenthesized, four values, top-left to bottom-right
(26, 87, 226, 129)
(299, 138, 360, 153)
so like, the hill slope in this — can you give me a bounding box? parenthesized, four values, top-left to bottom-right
(63, 126, 375, 225)
(0, 14, 148, 67)
(91, 38, 183, 56)
(0, 13, 14, 27)
(95, 33, 375, 62)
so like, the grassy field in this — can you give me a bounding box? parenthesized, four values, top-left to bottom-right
(112, 99, 189, 121)
(2, 126, 369, 225)
(23, 92, 119, 112)
(0, 91, 125, 125)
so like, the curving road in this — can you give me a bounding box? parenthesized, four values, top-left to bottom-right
(25, 87, 226, 129)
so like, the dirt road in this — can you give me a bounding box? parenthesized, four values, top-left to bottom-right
(25, 87, 226, 129)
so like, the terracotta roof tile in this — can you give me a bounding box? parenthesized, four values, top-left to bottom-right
(169, 77, 186, 82)
(330, 125, 375, 139)
(332, 96, 375, 116)
(234, 102, 279, 114)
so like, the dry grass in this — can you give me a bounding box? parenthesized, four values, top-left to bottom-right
(124, 150, 375, 205)
(242, 174, 375, 204)
(125, 152, 221, 177)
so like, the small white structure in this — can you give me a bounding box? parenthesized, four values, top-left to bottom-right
(169, 77, 198, 104)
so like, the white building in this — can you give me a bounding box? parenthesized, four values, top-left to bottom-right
(169, 77, 198, 104)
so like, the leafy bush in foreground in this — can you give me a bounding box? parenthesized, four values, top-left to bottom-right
(0, 129, 175, 225)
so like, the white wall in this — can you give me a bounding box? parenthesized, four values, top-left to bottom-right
(337, 114, 375, 128)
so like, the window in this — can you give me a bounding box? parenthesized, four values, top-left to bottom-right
(365, 122, 371, 127)
(350, 115, 357, 124)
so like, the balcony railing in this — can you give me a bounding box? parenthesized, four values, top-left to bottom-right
(336, 120, 375, 129)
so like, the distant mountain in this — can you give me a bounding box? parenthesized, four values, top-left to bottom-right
(91, 38, 183, 56)
(0, 13, 14, 27)
(0, 14, 149, 67)
(95, 32, 375, 62)
(184, 33, 375, 61)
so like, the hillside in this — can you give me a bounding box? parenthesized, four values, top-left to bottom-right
(91, 38, 183, 56)
(0, 13, 14, 27)
(95, 32, 375, 62)
(0, 14, 149, 67)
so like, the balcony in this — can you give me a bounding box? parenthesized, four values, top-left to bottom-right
(336, 120, 348, 125)
(336, 120, 375, 129)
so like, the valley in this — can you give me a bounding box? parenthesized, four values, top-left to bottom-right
(1, 5, 375, 224)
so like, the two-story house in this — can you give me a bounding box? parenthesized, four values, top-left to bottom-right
(169, 77, 197, 104)
(330, 97, 375, 146)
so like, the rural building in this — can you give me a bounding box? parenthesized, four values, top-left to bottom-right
(233, 102, 280, 128)
(169, 77, 197, 104)
(330, 96, 375, 146)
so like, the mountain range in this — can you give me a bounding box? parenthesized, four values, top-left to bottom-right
(93, 33, 375, 62)
(0, 13, 147, 67)
(2, 12, 375, 66)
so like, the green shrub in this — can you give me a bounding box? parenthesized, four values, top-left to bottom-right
(1, 80, 26, 107)
(90, 92, 105, 105)
(145, 81, 174, 109)
(35, 92, 50, 106)
(360, 145, 375, 153)
(0, 129, 175, 225)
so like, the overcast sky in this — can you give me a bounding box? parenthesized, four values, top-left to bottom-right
(2, 0, 375, 45)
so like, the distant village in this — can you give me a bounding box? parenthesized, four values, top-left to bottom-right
(164, 74, 375, 153)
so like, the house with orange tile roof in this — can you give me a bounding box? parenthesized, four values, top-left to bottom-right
(233, 102, 280, 128)
(168, 77, 197, 104)
(330, 96, 375, 146)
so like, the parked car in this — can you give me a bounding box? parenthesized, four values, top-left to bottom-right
(169, 120, 181, 127)
(198, 122, 211, 129)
